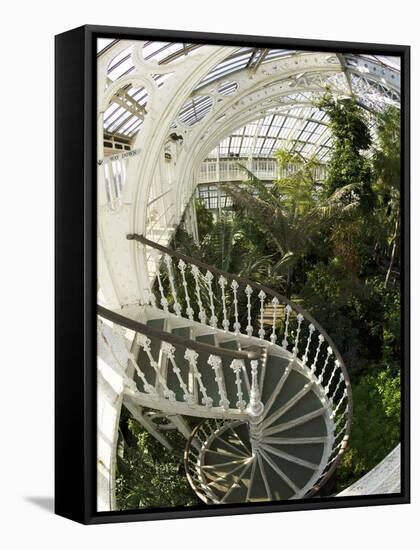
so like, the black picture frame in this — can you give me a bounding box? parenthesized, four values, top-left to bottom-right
(55, 24, 410, 525)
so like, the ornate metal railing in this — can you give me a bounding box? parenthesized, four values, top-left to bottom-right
(127, 233, 352, 490)
(196, 158, 327, 185)
(98, 305, 262, 419)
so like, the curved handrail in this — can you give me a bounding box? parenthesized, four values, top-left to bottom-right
(127, 233, 353, 490)
(97, 304, 261, 361)
(128, 233, 352, 389)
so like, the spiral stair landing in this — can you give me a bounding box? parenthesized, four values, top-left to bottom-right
(187, 419, 328, 504)
(102, 305, 339, 504)
(98, 235, 352, 506)
(177, 318, 334, 504)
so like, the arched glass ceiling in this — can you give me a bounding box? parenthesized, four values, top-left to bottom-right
(207, 104, 333, 161)
(98, 40, 400, 161)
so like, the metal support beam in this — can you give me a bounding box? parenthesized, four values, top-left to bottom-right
(123, 397, 174, 451)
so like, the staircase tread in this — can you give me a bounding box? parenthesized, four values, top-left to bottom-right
(276, 390, 324, 424)
(263, 370, 322, 426)
(258, 450, 296, 500)
(261, 354, 289, 404)
(264, 452, 315, 488)
(264, 442, 325, 464)
(204, 436, 249, 459)
(274, 416, 328, 438)
(248, 458, 269, 501)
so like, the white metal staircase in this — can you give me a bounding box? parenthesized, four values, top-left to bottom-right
(97, 234, 352, 505)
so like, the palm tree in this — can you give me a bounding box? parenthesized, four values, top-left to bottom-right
(223, 150, 359, 296)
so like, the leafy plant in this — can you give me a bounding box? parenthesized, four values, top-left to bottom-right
(335, 368, 401, 492)
(317, 94, 373, 208)
(116, 407, 200, 510)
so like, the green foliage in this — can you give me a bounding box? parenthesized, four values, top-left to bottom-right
(372, 106, 401, 195)
(222, 156, 360, 295)
(118, 99, 402, 506)
(195, 198, 214, 242)
(371, 106, 401, 288)
(335, 368, 401, 491)
(116, 408, 200, 510)
(317, 94, 373, 207)
(301, 264, 400, 377)
(183, 100, 401, 495)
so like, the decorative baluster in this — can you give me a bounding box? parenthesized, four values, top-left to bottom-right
(205, 271, 218, 328)
(99, 322, 156, 396)
(334, 408, 347, 432)
(231, 280, 240, 334)
(178, 259, 194, 320)
(333, 423, 346, 443)
(332, 388, 347, 418)
(230, 359, 246, 411)
(184, 349, 213, 407)
(146, 287, 157, 308)
(302, 323, 315, 365)
(325, 359, 340, 395)
(164, 254, 181, 316)
(162, 342, 195, 405)
(292, 313, 304, 357)
(191, 265, 206, 324)
(318, 346, 333, 384)
(330, 373, 344, 402)
(245, 285, 253, 336)
(310, 333, 324, 374)
(219, 276, 229, 331)
(247, 360, 264, 417)
(129, 352, 156, 396)
(208, 355, 229, 410)
(156, 269, 169, 313)
(270, 296, 279, 343)
(258, 290, 266, 339)
(282, 304, 292, 349)
(138, 335, 175, 400)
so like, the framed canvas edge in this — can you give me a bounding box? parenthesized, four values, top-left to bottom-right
(54, 24, 411, 526)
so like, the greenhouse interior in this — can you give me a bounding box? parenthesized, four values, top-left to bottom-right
(96, 38, 401, 511)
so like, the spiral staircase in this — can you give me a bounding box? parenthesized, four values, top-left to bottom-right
(98, 233, 352, 505)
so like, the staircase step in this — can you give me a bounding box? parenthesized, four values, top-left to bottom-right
(206, 433, 250, 459)
(262, 450, 316, 490)
(263, 442, 325, 465)
(273, 415, 328, 438)
(257, 449, 297, 500)
(260, 354, 290, 404)
(277, 388, 324, 424)
(263, 368, 317, 425)
(233, 423, 252, 454)
(247, 456, 269, 501)
(219, 464, 251, 504)
(205, 428, 253, 504)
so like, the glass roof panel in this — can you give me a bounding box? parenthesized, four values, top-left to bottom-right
(99, 40, 400, 158)
(97, 38, 117, 54)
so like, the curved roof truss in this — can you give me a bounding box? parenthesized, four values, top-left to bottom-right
(98, 41, 400, 163)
